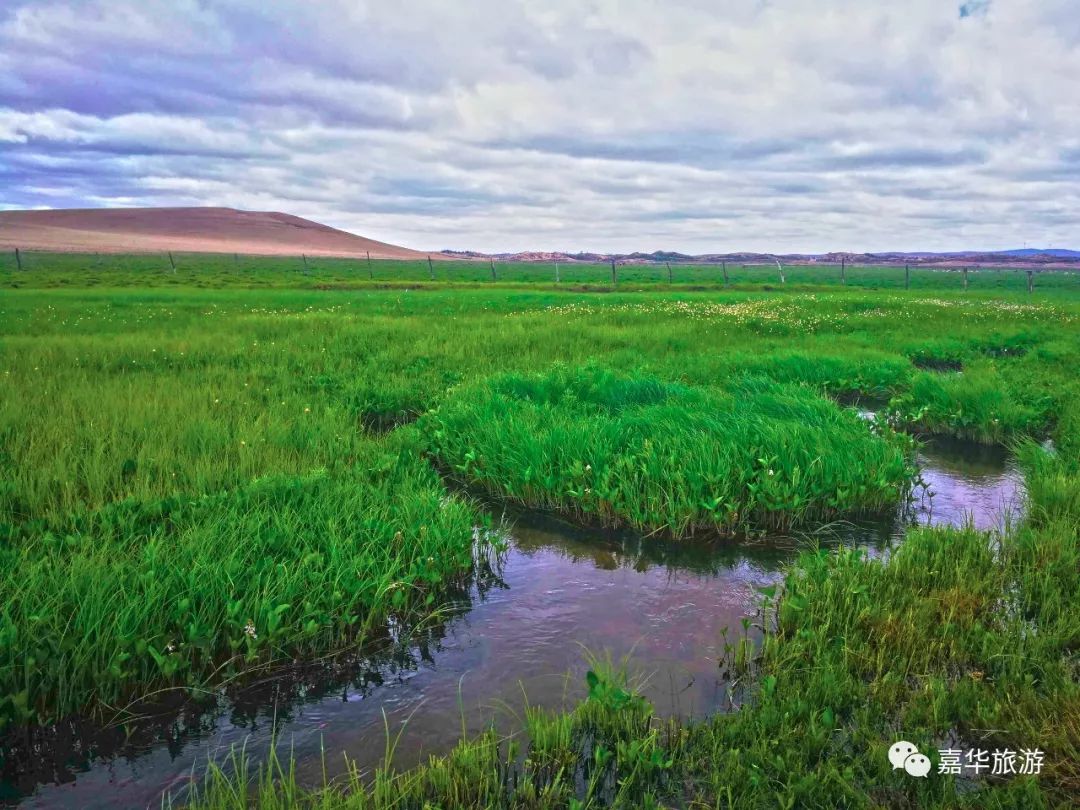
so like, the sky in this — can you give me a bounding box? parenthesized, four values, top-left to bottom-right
(1, 0, 1079, 254)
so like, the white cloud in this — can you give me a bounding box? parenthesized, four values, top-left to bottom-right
(0, 0, 1078, 251)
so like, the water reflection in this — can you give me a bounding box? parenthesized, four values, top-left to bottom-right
(915, 437, 1025, 532)
(2, 437, 1025, 809)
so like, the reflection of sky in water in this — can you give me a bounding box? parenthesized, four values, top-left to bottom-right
(914, 438, 1025, 533)
(7, 440, 1026, 810)
(854, 408, 1026, 533)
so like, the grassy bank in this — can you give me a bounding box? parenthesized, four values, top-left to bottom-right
(183, 422, 1080, 809)
(0, 430, 493, 729)
(1, 265, 1078, 804)
(421, 366, 914, 536)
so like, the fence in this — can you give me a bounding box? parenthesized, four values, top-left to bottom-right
(1, 249, 1075, 295)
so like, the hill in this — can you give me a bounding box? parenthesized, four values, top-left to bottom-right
(995, 248, 1080, 259)
(0, 207, 430, 259)
(443, 248, 1080, 268)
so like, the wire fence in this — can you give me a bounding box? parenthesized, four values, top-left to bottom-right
(2, 249, 1078, 294)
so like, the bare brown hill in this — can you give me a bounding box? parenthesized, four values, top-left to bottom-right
(0, 207, 431, 259)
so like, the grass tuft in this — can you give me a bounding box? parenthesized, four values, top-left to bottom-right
(422, 366, 916, 537)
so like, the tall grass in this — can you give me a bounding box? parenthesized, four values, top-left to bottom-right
(422, 366, 915, 537)
(0, 432, 491, 729)
(179, 442, 1080, 809)
(182, 661, 681, 810)
(2, 270, 1079, 803)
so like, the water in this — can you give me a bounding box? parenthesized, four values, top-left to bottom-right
(1, 438, 1025, 808)
(914, 437, 1025, 532)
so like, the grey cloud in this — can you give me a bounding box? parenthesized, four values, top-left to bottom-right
(635, 209, 743, 222)
(766, 181, 823, 195)
(581, 29, 651, 75)
(0, 0, 1078, 253)
(827, 146, 988, 170)
(366, 177, 536, 210)
(482, 133, 816, 170)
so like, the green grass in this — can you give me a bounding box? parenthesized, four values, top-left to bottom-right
(0, 429, 498, 729)
(421, 366, 915, 537)
(1, 255, 1079, 805)
(4, 250, 1080, 296)
(179, 433, 1080, 810)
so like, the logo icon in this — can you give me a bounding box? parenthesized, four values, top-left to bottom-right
(889, 741, 930, 777)
(904, 752, 932, 777)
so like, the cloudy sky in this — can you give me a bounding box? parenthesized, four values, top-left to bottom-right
(1, 1, 1078, 253)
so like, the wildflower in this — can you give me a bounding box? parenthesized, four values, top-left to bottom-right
(304, 407, 311, 413)
(585, 464, 592, 472)
(244, 621, 258, 640)
(768, 469, 775, 476)
(165, 642, 176, 653)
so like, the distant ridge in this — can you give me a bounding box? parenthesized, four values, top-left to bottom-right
(0, 207, 430, 259)
(996, 248, 1080, 259)
(443, 248, 1080, 268)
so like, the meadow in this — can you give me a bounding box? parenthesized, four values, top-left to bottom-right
(0, 255, 1078, 807)
(421, 366, 916, 536)
(4, 249, 1080, 296)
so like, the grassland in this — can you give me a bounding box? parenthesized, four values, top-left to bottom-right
(1, 255, 1078, 807)
(421, 367, 915, 536)
(4, 249, 1080, 296)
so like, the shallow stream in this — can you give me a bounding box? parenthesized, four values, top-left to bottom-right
(1, 436, 1025, 808)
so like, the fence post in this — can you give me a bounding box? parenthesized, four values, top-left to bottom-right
(1027, 270, 1034, 294)
(775, 259, 785, 284)
(963, 266, 968, 290)
(905, 263, 910, 289)
(489, 257, 497, 281)
(666, 261, 672, 284)
(302, 254, 309, 274)
(367, 250, 372, 279)
(168, 251, 176, 273)
(427, 255, 434, 280)
(554, 259, 560, 283)
(722, 261, 729, 286)
(610, 258, 617, 285)
(14, 248, 22, 271)
(840, 256, 846, 285)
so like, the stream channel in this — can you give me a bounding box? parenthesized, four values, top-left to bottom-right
(2, 433, 1025, 808)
